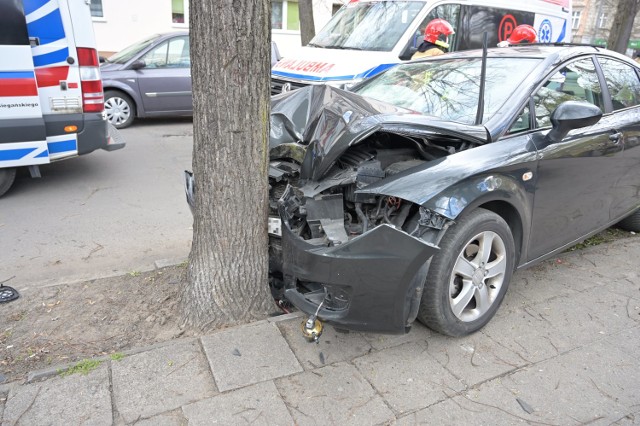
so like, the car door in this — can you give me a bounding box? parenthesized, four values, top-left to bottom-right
(527, 56, 624, 261)
(135, 35, 192, 114)
(595, 56, 640, 220)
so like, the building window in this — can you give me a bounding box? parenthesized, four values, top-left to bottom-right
(571, 11, 581, 30)
(272, 1, 300, 31)
(90, 0, 103, 18)
(597, 12, 607, 29)
(172, 0, 189, 24)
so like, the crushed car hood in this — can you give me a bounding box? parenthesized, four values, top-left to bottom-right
(270, 85, 489, 181)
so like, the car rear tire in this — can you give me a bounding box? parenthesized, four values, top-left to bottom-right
(617, 209, 640, 232)
(417, 208, 515, 337)
(0, 167, 17, 197)
(104, 90, 135, 129)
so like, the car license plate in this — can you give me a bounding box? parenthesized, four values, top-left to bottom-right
(268, 217, 282, 237)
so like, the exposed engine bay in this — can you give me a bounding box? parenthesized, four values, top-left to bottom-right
(269, 128, 480, 318)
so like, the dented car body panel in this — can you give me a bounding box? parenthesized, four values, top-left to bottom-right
(280, 207, 439, 333)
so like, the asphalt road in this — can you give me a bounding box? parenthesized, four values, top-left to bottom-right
(0, 119, 194, 290)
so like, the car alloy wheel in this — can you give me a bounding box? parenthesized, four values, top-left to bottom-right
(449, 230, 507, 322)
(417, 208, 515, 336)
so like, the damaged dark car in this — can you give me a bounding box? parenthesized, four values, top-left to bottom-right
(192, 45, 640, 337)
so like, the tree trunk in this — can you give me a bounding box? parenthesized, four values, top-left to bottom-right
(607, 0, 640, 53)
(299, 0, 316, 46)
(181, 0, 274, 330)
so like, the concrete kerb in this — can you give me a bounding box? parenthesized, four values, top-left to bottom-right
(21, 310, 304, 386)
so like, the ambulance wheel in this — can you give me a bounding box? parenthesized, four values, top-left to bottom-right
(0, 167, 17, 197)
(105, 90, 135, 129)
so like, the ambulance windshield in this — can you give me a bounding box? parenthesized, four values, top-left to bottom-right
(309, 1, 425, 52)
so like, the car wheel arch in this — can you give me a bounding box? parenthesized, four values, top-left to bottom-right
(103, 85, 141, 118)
(421, 176, 531, 267)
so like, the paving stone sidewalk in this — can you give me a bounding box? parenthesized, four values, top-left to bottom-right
(1, 238, 639, 425)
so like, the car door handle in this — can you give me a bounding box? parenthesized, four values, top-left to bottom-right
(609, 132, 622, 142)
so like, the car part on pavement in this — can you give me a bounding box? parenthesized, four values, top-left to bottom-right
(104, 90, 135, 129)
(0, 286, 19, 303)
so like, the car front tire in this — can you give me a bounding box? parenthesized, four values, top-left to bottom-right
(417, 208, 515, 337)
(104, 90, 135, 129)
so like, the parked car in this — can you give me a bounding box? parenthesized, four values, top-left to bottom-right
(186, 44, 640, 337)
(101, 32, 282, 128)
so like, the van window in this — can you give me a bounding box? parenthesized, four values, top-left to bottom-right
(414, 5, 461, 51)
(457, 6, 535, 50)
(309, 1, 425, 52)
(0, 1, 29, 45)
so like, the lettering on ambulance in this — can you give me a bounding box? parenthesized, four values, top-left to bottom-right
(23, 0, 70, 87)
(275, 58, 335, 74)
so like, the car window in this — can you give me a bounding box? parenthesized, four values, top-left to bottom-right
(141, 36, 190, 69)
(533, 58, 604, 128)
(597, 57, 640, 111)
(107, 35, 159, 64)
(508, 104, 531, 134)
(353, 57, 541, 125)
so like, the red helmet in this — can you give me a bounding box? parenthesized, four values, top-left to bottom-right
(424, 18, 455, 49)
(507, 25, 537, 44)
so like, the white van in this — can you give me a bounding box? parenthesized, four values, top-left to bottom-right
(271, 0, 572, 94)
(0, 0, 124, 197)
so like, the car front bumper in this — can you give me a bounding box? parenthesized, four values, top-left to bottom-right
(279, 199, 439, 334)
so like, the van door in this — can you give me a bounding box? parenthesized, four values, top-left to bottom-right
(0, 0, 48, 169)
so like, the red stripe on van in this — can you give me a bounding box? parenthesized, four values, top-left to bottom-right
(541, 0, 569, 7)
(0, 79, 38, 97)
(35, 66, 70, 87)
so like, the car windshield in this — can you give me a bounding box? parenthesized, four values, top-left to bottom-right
(353, 57, 542, 124)
(309, 1, 425, 52)
(106, 35, 161, 64)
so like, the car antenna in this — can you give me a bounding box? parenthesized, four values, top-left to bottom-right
(475, 32, 488, 125)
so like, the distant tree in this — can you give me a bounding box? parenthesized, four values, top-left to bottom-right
(181, 0, 274, 329)
(607, 0, 640, 53)
(299, 0, 316, 45)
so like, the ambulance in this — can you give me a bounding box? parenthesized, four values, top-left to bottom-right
(0, 0, 124, 197)
(271, 0, 572, 95)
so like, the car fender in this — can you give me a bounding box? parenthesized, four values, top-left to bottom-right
(102, 79, 144, 117)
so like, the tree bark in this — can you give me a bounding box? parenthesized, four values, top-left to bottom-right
(181, 0, 274, 330)
(607, 0, 640, 53)
(299, 0, 316, 46)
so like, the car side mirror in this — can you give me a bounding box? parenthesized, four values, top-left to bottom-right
(546, 101, 602, 144)
(129, 60, 146, 70)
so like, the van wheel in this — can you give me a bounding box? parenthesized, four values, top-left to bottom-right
(417, 208, 515, 337)
(0, 167, 17, 197)
(104, 91, 135, 129)
(617, 209, 640, 232)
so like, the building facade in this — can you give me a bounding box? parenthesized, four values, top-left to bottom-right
(90, 0, 340, 57)
(571, 0, 640, 55)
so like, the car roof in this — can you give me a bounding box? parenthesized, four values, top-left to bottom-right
(413, 44, 637, 67)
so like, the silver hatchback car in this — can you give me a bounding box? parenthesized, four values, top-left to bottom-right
(101, 32, 281, 128)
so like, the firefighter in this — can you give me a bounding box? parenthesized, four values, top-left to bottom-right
(498, 24, 538, 47)
(412, 18, 455, 59)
